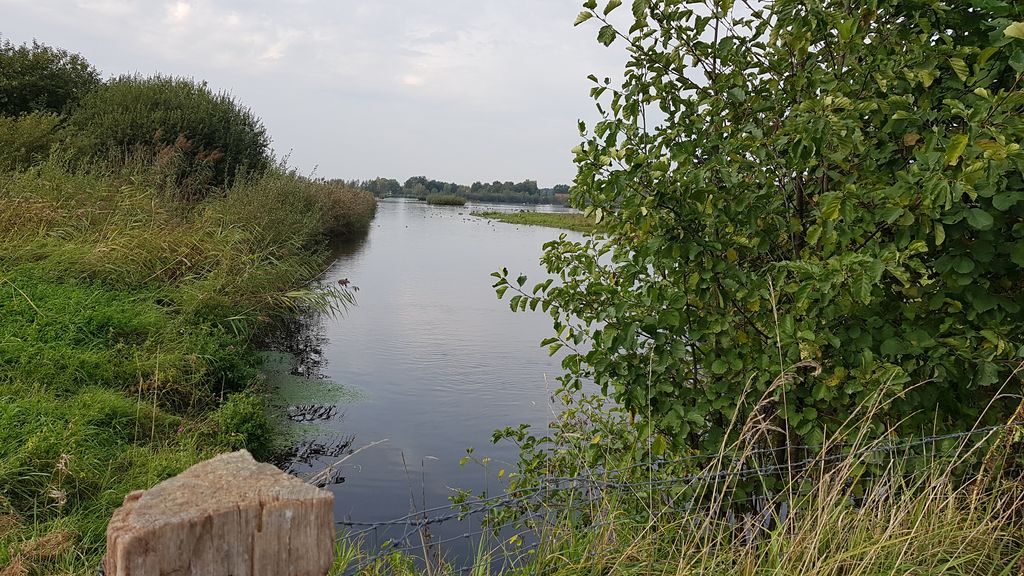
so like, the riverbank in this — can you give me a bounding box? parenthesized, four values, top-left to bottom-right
(472, 211, 602, 233)
(0, 164, 375, 572)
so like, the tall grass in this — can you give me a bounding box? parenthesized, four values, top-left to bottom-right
(0, 158, 376, 573)
(327, 374, 1024, 576)
(425, 194, 467, 206)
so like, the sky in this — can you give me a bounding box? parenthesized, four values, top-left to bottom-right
(0, 0, 630, 187)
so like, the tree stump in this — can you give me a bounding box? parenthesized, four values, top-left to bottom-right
(103, 450, 334, 576)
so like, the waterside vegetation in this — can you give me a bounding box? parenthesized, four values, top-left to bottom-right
(425, 193, 468, 206)
(472, 211, 605, 234)
(486, 0, 1023, 573)
(0, 38, 376, 574)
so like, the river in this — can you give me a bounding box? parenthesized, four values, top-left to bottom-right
(270, 198, 583, 563)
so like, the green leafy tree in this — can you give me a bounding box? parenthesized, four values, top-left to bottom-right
(0, 38, 101, 116)
(497, 0, 1024, 452)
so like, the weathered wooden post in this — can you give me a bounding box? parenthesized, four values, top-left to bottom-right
(103, 450, 334, 576)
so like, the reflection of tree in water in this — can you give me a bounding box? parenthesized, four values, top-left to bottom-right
(271, 434, 355, 487)
(260, 315, 357, 483)
(259, 314, 328, 378)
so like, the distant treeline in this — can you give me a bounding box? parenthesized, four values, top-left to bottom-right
(337, 176, 570, 205)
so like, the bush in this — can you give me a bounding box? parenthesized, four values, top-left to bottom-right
(497, 1, 1024, 452)
(0, 112, 62, 171)
(66, 74, 271, 195)
(0, 38, 100, 116)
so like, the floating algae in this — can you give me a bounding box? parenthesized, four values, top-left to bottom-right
(259, 350, 365, 454)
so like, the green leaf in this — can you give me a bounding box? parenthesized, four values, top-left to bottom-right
(820, 192, 842, 221)
(517, 274, 528, 287)
(948, 58, 970, 81)
(574, 11, 594, 26)
(965, 208, 994, 230)
(1010, 241, 1024, 267)
(711, 359, 728, 374)
(597, 24, 617, 46)
(852, 273, 872, 304)
(631, 0, 648, 19)
(1004, 21, 1024, 39)
(604, 0, 622, 16)
(945, 134, 969, 166)
(651, 434, 666, 456)
(583, 0, 597, 8)
(880, 338, 900, 356)
(975, 362, 1000, 386)
(496, 285, 509, 299)
(953, 257, 975, 274)
(992, 191, 1022, 211)
(934, 222, 945, 246)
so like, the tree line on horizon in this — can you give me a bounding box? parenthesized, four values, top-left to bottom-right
(337, 175, 571, 205)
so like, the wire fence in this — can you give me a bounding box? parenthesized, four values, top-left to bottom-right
(335, 424, 1019, 575)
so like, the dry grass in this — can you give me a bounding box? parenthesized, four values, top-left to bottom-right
(18, 530, 73, 561)
(0, 556, 27, 576)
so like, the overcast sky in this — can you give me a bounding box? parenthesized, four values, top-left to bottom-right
(1, 0, 630, 187)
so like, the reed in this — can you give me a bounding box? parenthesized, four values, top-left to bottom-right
(425, 194, 467, 206)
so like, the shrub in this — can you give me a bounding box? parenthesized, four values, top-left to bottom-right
(497, 1, 1024, 452)
(0, 112, 62, 171)
(0, 38, 100, 116)
(66, 74, 271, 194)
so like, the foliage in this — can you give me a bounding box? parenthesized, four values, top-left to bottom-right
(66, 74, 271, 194)
(474, 210, 605, 233)
(495, 0, 1024, 452)
(426, 193, 468, 206)
(0, 111, 63, 172)
(0, 38, 101, 116)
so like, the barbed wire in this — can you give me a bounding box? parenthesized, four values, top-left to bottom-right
(337, 423, 1017, 575)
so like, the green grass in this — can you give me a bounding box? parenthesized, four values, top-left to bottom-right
(426, 193, 467, 206)
(0, 161, 375, 574)
(473, 211, 603, 233)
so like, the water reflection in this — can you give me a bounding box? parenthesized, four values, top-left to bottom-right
(270, 199, 582, 565)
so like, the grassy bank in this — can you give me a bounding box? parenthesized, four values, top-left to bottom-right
(0, 163, 375, 573)
(473, 211, 602, 234)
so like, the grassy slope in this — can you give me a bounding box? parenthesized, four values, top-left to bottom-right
(473, 211, 603, 234)
(0, 165, 375, 573)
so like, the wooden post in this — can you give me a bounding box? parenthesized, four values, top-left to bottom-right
(103, 450, 334, 576)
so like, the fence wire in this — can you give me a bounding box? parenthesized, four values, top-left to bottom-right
(336, 424, 1017, 575)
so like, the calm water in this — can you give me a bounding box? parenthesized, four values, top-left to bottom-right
(275, 198, 582, 560)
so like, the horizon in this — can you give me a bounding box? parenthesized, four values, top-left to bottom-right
(0, 0, 629, 188)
